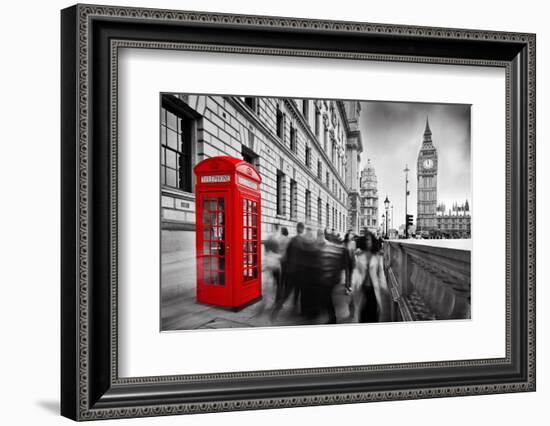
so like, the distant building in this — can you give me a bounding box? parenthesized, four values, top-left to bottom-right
(417, 117, 438, 234)
(436, 201, 471, 238)
(359, 159, 379, 233)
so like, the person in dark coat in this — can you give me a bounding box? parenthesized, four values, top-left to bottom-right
(284, 222, 307, 312)
(319, 235, 346, 323)
(271, 222, 305, 319)
(298, 230, 346, 323)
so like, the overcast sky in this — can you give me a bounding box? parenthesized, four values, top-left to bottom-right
(358, 101, 471, 229)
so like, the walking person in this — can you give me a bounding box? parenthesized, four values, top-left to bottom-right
(265, 226, 289, 317)
(343, 230, 356, 294)
(343, 230, 357, 319)
(355, 230, 391, 322)
(271, 223, 305, 320)
(285, 222, 306, 312)
(306, 229, 345, 324)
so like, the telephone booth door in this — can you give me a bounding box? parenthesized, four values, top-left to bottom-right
(196, 191, 231, 306)
(238, 195, 261, 305)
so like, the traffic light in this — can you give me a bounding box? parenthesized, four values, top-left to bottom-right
(405, 214, 414, 238)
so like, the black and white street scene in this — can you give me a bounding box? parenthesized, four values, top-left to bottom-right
(160, 94, 472, 331)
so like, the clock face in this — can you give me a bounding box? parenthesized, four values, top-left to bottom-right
(423, 159, 434, 169)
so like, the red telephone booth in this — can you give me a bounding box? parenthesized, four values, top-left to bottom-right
(194, 156, 262, 309)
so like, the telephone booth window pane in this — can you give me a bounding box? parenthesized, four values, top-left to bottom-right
(211, 273, 219, 285)
(201, 196, 227, 286)
(242, 198, 259, 283)
(211, 256, 219, 271)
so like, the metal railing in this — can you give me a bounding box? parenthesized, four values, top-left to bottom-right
(383, 241, 471, 321)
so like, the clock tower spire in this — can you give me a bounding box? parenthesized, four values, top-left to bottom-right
(423, 116, 433, 146)
(417, 116, 438, 235)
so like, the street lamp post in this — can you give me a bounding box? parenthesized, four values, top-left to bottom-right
(404, 164, 410, 238)
(384, 195, 390, 239)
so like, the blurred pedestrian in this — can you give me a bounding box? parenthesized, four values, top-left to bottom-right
(355, 231, 390, 322)
(265, 226, 290, 317)
(271, 222, 305, 320)
(286, 222, 306, 311)
(343, 230, 356, 294)
(313, 232, 346, 323)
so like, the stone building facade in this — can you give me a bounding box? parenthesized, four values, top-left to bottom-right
(436, 201, 471, 238)
(359, 159, 379, 233)
(160, 94, 362, 261)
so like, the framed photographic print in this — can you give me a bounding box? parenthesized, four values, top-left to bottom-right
(61, 4, 536, 421)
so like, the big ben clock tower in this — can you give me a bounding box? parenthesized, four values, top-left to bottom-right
(417, 117, 438, 234)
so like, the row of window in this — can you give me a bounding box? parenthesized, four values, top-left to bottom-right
(275, 101, 346, 190)
(437, 224, 470, 230)
(364, 217, 378, 227)
(237, 97, 347, 174)
(276, 170, 346, 232)
(362, 198, 378, 207)
(226, 97, 348, 206)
